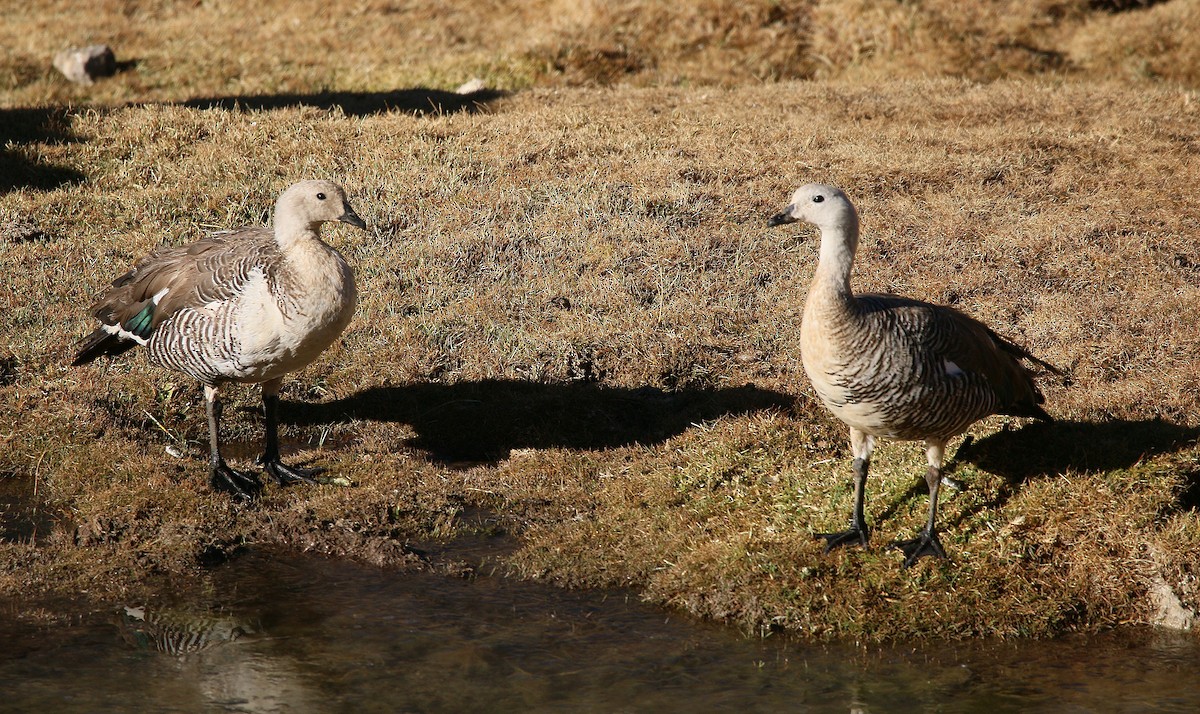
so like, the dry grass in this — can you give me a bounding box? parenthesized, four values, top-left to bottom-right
(3, 0, 1200, 105)
(2, 1, 1199, 639)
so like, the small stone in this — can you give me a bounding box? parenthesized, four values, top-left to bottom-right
(317, 475, 353, 487)
(455, 77, 487, 95)
(53, 44, 117, 85)
(940, 475, 965, 492)
(1149, 575, 1195, 631)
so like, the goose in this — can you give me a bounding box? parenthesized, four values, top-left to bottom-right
(72, 180, 366, 500)
(768, 183, 1059, 566)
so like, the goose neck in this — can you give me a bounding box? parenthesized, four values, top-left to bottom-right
(273, 216, 322, 253)
(812, 221, 858, 302)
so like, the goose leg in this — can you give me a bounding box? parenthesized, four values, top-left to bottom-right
(205, 385, 263, 500)
(816, 429, 874, 551)
(258, 379, 324, 486)
(893, 440, 949, 567)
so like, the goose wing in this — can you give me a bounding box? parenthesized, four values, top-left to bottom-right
(858, 294, 1053, 419)
(86, 227, 277, 343)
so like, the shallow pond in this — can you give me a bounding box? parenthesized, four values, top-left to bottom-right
(1, 547, 1197, 713)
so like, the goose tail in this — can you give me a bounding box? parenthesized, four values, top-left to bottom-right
(1002, 401, 1054, 422)
(985, 325, 1068, 382)
(71, 327, 137, 366)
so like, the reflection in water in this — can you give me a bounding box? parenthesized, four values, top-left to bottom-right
(117, 605, 258, 655)
(1, 549, 1199, 713)
(116, 602, 315, 712)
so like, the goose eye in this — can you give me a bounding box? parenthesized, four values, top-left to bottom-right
(316, 192, 327, 200)
(812, 195, 824, 203)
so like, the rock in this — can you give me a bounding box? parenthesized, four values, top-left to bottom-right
(1149, 575, 1195, 631)
(1145, 544, 1196, 631)
(455, 77, 487, 95)
(53, 44, 116, 85)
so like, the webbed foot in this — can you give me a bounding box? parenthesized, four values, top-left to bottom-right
(210, 462, 263, 501)
(260, 458, 326, 487)
(815, 527, 869, 553)
(892, 529, 947, 568)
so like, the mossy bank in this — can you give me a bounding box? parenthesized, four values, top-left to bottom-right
(3, 0, 1200, 640)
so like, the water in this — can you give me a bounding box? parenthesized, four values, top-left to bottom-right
(1, 548, 1197, 713)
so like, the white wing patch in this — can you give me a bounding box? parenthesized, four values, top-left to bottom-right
(103, 321, 149, 345)
(110, 288, 170, 345)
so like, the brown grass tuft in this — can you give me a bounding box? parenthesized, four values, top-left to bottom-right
(4, 0, 1200, 105)
(521, 0, 814, 85)
(1067, 0, 1200, 85)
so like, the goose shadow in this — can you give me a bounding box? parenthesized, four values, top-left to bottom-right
(0, 107, 86, 194)
(281, 379, 793, 465)
(180, 87, 506, 117)
(897, 418, 1200, 527)
(958, 418, 1199, 482)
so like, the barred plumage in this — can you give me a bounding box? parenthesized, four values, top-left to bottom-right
(769, 183, 1060, 566)
(73, 180, 367, 499)
(119, 605, 257, 655)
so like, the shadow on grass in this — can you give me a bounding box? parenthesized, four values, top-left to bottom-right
(960, 418, 1200, 482)
(926, 418, 1200, 527)
(0, 86, 499, 193)
(181, 87, 507, 117)
(0, 108, 85, 194)
(282, 379, 793, 465)
(0, 470, 56, 544)
(867, 419, 1200, 528)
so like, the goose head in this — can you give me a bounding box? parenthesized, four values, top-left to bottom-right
(274, 180, 366, 234)
(768, 183, 857, 232)
(768, 183, 860, 262)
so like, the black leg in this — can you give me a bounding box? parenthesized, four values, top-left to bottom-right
(258, 392, 325, 487)
(892, 464, 948, 567)
(205, 386, 262, 501)
(815, 456, 871, 551)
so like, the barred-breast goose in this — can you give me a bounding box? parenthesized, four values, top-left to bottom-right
(73, 180, 366, 500)
(768, 183, 1059, 566)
